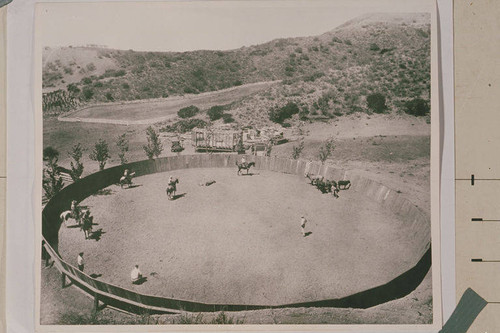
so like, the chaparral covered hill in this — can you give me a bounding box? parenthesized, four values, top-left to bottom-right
(43, 12, 430, 122)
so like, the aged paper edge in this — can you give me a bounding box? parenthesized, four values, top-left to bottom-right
(0, 7, 7, 333)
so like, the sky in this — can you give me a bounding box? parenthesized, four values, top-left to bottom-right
(37, 0, 432, 52)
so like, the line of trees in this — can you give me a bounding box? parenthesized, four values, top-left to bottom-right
(42, 127, 165, 200)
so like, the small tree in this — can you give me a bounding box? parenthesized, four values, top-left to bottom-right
(178, 105, 200, 119)
(143, 126, 163, 160)
(207, 105, 225, 121)
(367, 93, 387, 114)
(89, 139, 110, 171)
(404, 98, 430, 116)
(42, 147, 64, 200)
(318, 138, 335, 164)
(69, 143, 84, 181)
(116, 133, 129, 164)
(291, 140, 304, 160)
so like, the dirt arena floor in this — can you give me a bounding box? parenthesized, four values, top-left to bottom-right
(58, 168, 422, 306)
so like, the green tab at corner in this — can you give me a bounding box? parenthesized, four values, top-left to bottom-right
(439, 288, 487, 333)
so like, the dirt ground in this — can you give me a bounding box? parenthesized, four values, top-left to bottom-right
(60, 81, 279, 124)
(42, 112, 433, 324)
(59, 168, 421, 305)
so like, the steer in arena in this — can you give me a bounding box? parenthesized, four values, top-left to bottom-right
(337, 180, 351, 190)
(304, 172, 323, 185)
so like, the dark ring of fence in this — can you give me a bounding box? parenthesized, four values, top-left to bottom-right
(42, 154, 432, 314)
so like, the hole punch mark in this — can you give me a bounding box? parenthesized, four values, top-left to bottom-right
(471, 174, 475, 186)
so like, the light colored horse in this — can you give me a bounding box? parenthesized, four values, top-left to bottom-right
(304, 172, 323, 185)
(119, 170, 136, 188)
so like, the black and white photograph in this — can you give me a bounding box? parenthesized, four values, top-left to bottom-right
(36, 0, 440, 329)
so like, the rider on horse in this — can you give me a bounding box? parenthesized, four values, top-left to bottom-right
(241, 156, 247, 169)
(123, 169, 133, 183)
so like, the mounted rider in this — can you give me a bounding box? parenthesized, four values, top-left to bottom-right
(123, 169, 134, 183)
(168, 175, 177, 190)
(241, 156, 247, 168)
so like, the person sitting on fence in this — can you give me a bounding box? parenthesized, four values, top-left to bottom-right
(77, 252, 84, 271)
(131, 265, 143, 284)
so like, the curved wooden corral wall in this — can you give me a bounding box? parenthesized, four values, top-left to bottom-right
(42, 154, 431, 313)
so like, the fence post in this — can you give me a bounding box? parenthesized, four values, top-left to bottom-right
(93, 293, 99, 315)
(61, 273, 66, 288)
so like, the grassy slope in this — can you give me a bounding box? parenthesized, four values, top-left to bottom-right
(43, 13, 430, 120)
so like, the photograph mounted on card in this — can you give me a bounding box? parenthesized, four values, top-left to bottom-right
(34, 0, 441, 331)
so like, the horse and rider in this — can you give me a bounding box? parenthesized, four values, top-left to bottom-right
(166, 175, 179, 200)
(120, 169, 136, 188)
(236, 156, 255, 175)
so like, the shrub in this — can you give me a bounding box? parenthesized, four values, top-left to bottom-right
(303, 72, 324, 82)
(105, 92, 114, 101)
(222, 113, 235, 123)
(82, 77, 92, 84)
(318, 138, 335, 164)
(89, 139, 110, 171)
(207, 105, 225, 121)
(143, 126, 163, 160)
(404, 98, 430, 116)
(369, 43, 380, 51)
(269, 102, 300, 123)
(66, 83, 80, 94)
(282, 122, 291, 128)
(178, 105, 200, 119)
(367, 93, 387, 113)
(86, 63, 96, 72)
(160, 119, 207, 133)
(299, 106, 309, 120)
(82, 87, 94, 101)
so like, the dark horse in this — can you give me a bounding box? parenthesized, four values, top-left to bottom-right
(236, 161, 255, 175)
(166, 178, 179, 200)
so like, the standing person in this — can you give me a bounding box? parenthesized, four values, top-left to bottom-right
(131, 265, 143, 284)
(77, 252, 84, 271)
(71, 200, 81, 226)
(300, 215, 308, 237)
(82, 210, 93, 240)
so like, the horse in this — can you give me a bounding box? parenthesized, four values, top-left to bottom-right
(166, 178, 179, 200)
(236, 161, 255, 175)
(304, 172, 323, 185)
(338, 180, 351, 190)
(60, 210, 74, 225)
(119, 170, 136, 188)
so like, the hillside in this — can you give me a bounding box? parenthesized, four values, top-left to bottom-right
(43, 12, 430, 123)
